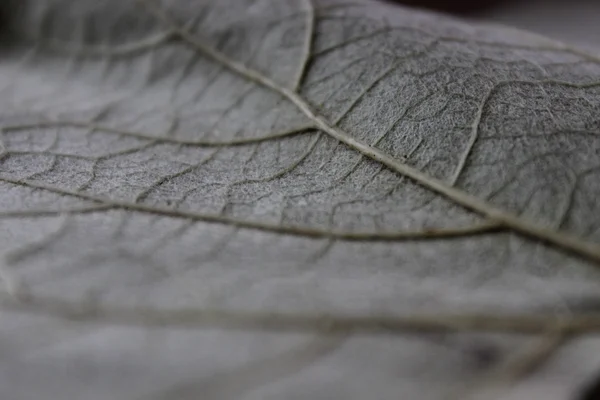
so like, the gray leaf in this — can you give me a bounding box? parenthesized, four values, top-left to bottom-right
(0, 1, 600, 399)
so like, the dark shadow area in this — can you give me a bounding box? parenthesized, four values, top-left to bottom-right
(385, 0, 513, 15)
(0, 0, 23, 48)
(0, 1, 10, 43)
(578, 372, 600, 400)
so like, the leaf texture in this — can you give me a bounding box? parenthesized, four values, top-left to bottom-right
(1, 1, 600, 399)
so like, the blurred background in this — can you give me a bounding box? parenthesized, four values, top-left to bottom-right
(390, 0, 600, 47)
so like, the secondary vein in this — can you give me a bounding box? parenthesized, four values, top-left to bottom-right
(138, 0, 600, 265)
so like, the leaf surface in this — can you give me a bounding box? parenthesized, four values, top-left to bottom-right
(1, 1, 600, 399)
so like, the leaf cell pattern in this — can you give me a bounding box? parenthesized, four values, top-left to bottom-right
(1, 0, 600, 399)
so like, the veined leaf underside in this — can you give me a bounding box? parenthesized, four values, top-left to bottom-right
(1, 0, 600, 399)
